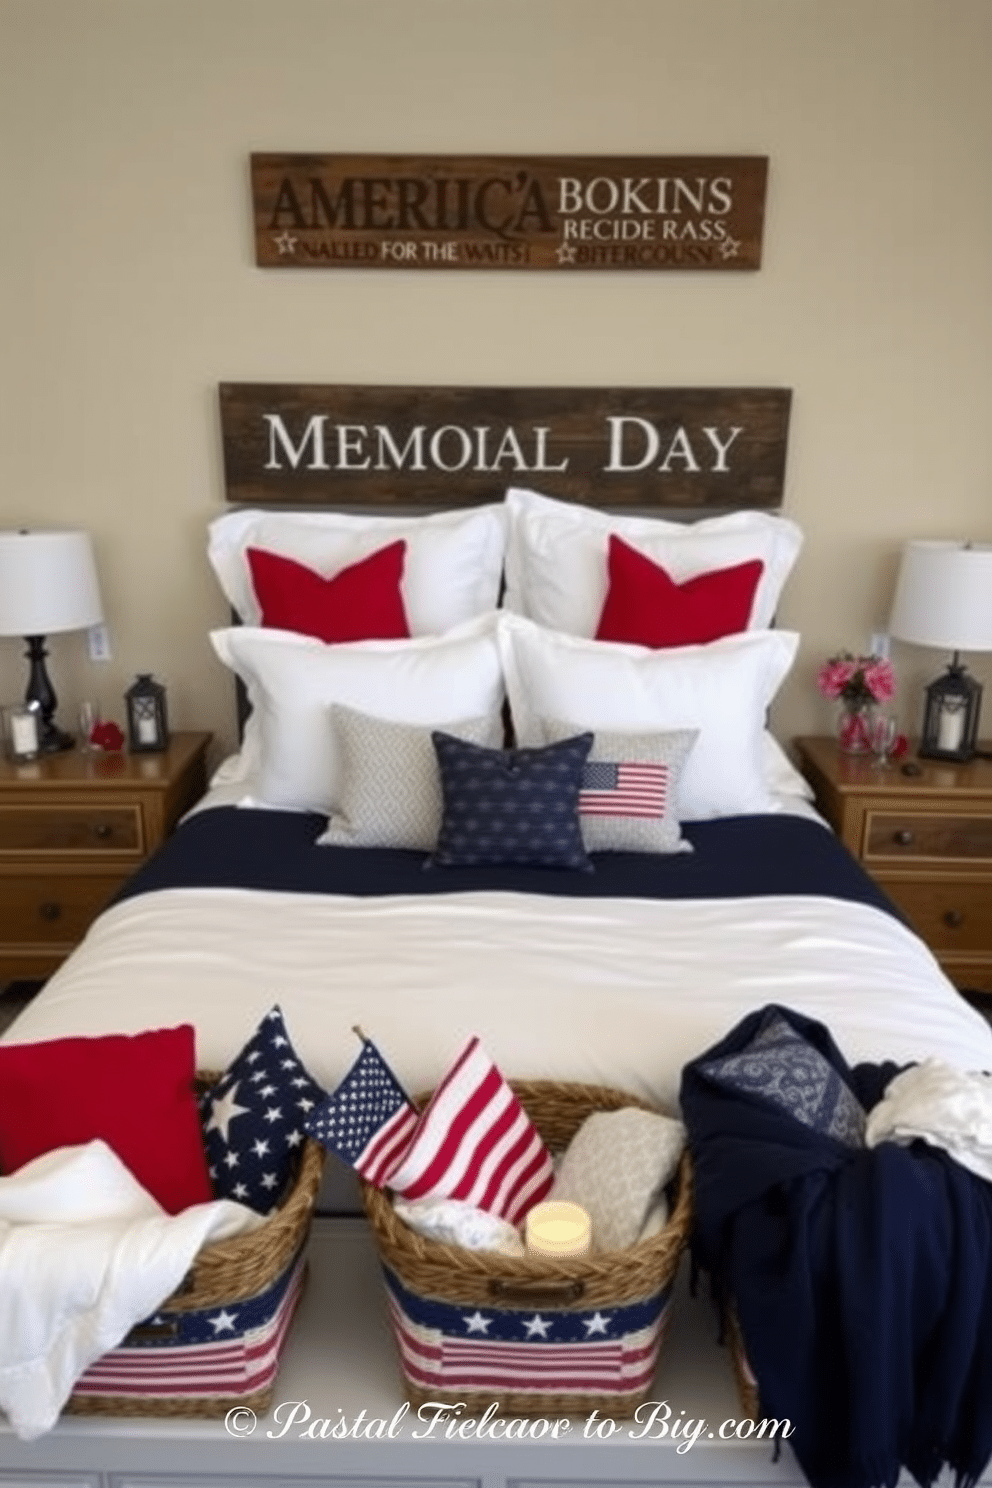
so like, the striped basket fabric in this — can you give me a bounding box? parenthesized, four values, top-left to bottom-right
(63, 1077, 325, 1420)
(361, 1079, 693, 1419)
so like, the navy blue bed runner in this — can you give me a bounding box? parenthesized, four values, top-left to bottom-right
(114, 807, 900, 920)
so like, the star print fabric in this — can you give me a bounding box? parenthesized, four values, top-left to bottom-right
(199, 1005, 326, 1214)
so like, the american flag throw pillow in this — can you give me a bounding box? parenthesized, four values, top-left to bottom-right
(541, 719, 698, 855)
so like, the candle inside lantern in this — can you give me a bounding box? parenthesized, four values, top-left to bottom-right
(525, 1200, 591, 1258)
(937, 703, 965, 754)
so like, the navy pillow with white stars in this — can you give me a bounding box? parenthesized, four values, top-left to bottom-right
(429, 730, 594, 871)
(199, 1005, 327, 1214)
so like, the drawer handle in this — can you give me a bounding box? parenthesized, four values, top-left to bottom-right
(93, 823, 113, 840)
(39, 901, 62, 922)
(893, 829, 915, 846)
(943, 909, 965, 930)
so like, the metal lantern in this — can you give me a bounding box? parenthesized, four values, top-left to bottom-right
(918, 660, 981, 763)
(125, 673, 169, 753)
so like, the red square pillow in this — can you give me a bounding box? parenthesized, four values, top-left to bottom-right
(0, 1024, 213, 1215)
(246, 540, 410, 643)
(595, 533, 764, 648)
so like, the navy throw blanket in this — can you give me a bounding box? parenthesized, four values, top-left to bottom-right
(680, 1005, 992, 1488)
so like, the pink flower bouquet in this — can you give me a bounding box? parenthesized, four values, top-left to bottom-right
(816, 653, 896, 709)
(818, 651, 897, 753)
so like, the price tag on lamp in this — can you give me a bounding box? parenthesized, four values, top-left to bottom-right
(125, 673, 169, 753)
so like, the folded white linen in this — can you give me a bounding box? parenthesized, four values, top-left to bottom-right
(393, 1196, 525, 1256)
(865, 1058, 992, 1182)
(0, 1140, 264, 1441)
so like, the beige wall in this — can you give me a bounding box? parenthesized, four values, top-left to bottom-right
(2, 0, 990, 765)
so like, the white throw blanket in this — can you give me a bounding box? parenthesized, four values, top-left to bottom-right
(0, 1140, 264, 1441)
(865, 1058, 992, 1183)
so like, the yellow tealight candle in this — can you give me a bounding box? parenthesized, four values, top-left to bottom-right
(525, 1200, 592, 1258)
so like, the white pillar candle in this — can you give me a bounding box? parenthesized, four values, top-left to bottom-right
(137, 716, 158, 745)
(525, 1200, 591, 1258)
(10, 710, 39, 758)
(937, 705, 965, 754)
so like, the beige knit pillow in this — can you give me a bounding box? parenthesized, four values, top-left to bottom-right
(550, 1107, 686, 1252)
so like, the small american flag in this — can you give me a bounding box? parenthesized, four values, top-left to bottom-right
(580, 760, 668, 820)
(386, 1035, 553, 1226)
(384, 1264, 671, 1399)
(305, 1038, 419, 1187)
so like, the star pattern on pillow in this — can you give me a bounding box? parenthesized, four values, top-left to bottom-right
(429, 731, 594, 870)
(199, 1005, 327, 1214)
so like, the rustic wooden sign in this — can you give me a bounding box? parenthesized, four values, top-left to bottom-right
(219, 385, 791, 510)
(250, 154, 767, 272)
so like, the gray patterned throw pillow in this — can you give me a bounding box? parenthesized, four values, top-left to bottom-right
(700, 1010, 867, 1146)
(318, 705, 503, 850)
(540, 717, 697, 854)
(430, 731, 594, 870)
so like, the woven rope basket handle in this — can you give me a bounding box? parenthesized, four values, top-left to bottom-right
(487, 1276, 585, 1305)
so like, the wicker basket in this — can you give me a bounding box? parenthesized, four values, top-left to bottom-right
(728, 1303, 760, 1420)
(361, 1078, 693, 1419)
(63, 1072, 326, 1419)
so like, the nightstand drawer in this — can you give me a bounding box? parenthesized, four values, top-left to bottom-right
(0, 875, 123, 946)
(0, 803, 143, 856)
(864, 811, 992, 865)
(882, 879, 992, 953)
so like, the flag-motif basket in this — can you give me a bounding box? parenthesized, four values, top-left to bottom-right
(361, 1078, 693, 1419)
(62, 1073, 326, 1420)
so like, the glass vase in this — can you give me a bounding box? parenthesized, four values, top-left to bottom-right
(836, 701, 876, 755)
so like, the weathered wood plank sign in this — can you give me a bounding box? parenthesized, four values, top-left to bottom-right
(250, 154, 767, 271)
(219, 385, 791, 509)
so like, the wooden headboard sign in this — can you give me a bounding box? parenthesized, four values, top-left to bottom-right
(219, 385, 792, 511)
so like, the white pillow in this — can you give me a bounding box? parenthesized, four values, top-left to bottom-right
(318, 705, 504, 850)
(207, 505, 506, 635)
(502, 486, 802, 637)
(497, 613, 799, 821)
(210, 614, 504, 814)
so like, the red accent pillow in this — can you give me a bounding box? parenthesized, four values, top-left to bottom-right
(0, 1024, 213, 1214)
(246, 541, 410, 643)
(595, 533, 765, 648)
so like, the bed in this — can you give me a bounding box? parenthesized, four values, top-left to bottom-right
(2, 385, 991, 1486)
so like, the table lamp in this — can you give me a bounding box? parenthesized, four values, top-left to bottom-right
(0, 530, 104, 753)
(888, 539, 992, 762)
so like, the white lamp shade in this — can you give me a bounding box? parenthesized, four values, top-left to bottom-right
(0, 531, 104, 637)
(889, 540, 992, 653)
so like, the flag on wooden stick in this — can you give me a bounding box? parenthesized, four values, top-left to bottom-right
(387, 1034, 554, 1225)
(304, 1032, 418, 1187)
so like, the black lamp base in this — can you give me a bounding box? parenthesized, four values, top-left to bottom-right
(37, 719, 75, 754)
(23, 634, 75, 754)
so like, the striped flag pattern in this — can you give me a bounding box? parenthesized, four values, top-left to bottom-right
(386, 1035, 554, 1225)
(384, 1265, 671, 1399)
(69, 1248, 307, 1404)
(580, 760, 668, 820)
(304, 1039, 419, 1187)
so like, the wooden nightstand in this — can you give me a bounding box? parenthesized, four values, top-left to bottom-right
(0, 731, 211, 983)
(795, 735, 992, 994)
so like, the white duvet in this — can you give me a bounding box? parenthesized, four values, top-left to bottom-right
(5, 885, 991, 1113)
